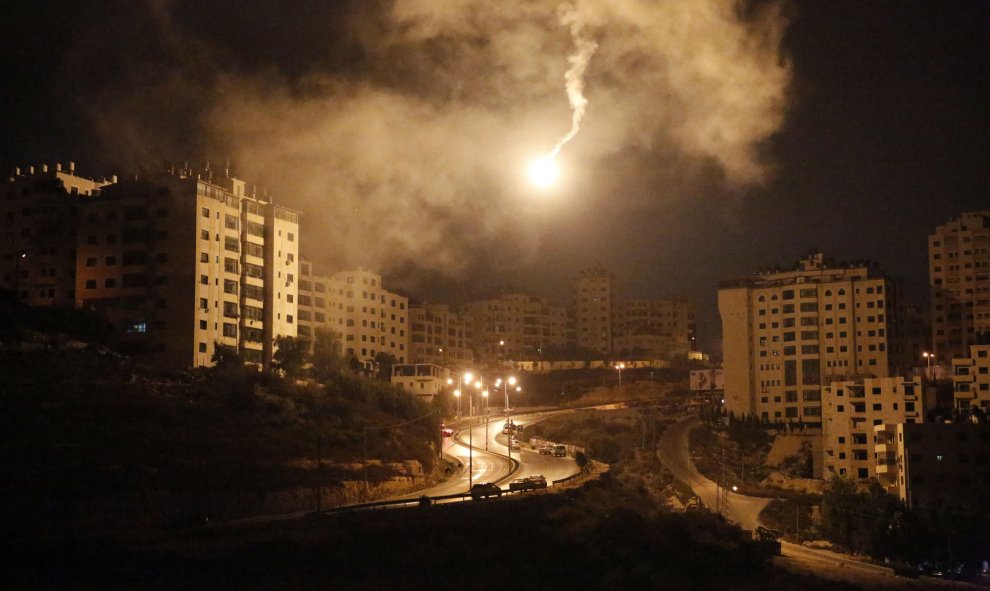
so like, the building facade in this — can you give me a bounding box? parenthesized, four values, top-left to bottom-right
(4, 164, 299, 369)
(1, 163, 111, 307)
(297, 263, 409, 364)
(573, 265, 617, 355)
(74, 169, 299, 368)
(822, 376, 927, 480)
(390, 363, 450, 402)
(616, 298, 695, 359)
(874, 421, 990, 511)
(461, 293, 568, 367)
(929, 211, 990, 362)
(952, 344, 990, 411)
(408, 304, 474, 370)
(719, 253, 911, 426)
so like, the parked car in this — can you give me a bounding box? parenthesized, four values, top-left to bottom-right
(552, 444, 567, 457)
(525, 474, 547, 489)
(509, 478, 532, 492)
(509, 438, 521, 450)
(470, 482, 502, 500)
(502, 421, 517, 435)
(538, 444, 554, 455)
(440, 424, 454, 437)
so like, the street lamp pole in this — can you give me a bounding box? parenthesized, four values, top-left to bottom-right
(616, 362, 625, 397)
(483, 390, 489, 450)
(923, 352, 933, 381)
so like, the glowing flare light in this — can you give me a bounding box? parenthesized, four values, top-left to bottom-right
(527, 156, 560, 188)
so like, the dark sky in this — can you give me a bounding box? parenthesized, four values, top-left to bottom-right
(2, 1, 988, 352)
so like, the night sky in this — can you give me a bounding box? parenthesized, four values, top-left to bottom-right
(2, 1, 987, 351)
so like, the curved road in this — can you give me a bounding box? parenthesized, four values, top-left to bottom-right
(659, 417, 912, 583)
(394, 411, 578, 501)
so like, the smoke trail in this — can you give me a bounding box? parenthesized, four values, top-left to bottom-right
(549, 3, 597, 158)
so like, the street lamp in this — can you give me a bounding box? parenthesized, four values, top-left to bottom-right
(922, 351, 934, 381)
(615, 362, 626, 397)
(482, 390, 490, 450)
(453, 389, 462, 417)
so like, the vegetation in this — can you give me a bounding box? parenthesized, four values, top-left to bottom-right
(0, 336, 440, 536)
(3, 473, 861, 591)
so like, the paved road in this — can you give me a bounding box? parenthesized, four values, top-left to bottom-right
(658, 417, 769, 530)
(393, 411, 578, 501)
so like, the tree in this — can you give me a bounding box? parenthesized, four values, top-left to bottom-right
(273, 335, 309, 380)
(374, 352, 397, 382)
(211, 342, 245, 368)
(310, 329, 344, 381)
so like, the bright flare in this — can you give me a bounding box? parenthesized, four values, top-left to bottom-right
(527, 155, 560, 188)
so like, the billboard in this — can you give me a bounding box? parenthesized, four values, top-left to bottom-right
(690, 368, 724, 391)
(690, 369, 714, 391)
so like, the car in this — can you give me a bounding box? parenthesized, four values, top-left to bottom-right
(502, 421, 517, 435)
(440, 424, 454, 437)
(525, 474, 547, 488)
(509, 478, 532, 492)
(538, 444, 553, 455)
(509, 438, 521, 450)
(552, 444, 567, 457)
(470, 482, 502, 500)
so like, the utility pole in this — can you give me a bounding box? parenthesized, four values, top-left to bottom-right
(796, 504, 800, 543)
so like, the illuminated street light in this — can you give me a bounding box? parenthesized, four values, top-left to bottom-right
(922, 351, 934, 381)
(615, 362, 626, 397)
(453, 389, 462, 417)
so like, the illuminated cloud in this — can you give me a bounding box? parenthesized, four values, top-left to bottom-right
(75, 0, 792, 281)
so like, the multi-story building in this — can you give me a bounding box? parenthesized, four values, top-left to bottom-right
(952, 344, 990, 411)
(574, 265, 617, 355)
(616, 298, 695, 359)
(1, 163, 111, 307)
(73, 168, 299, 368)
(929, 211, 990, 362)
(408, 304, 474, 370)
(461, 293, 568, 367)
(822, 376, 928, 480)
(390, 363, 450, 402)
(874, 421, 990, 511)
(719, 253, 911, 426)
(297, 263, 409, 364)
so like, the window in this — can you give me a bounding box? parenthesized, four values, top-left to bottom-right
(224, 236, 239, 252)
(200, 298, 209, 310)
(202, 207, 209, 218)
(85, 257, 97, 267)
(199, 342, 207, 353)
(200, 275, 209, 285)
(224, 214, 238, 230)
(201, 230, 210, 240)
(199, 320, 207, 330)
(85, 279, 97, 289)
(224, 279, 238, 294)
(200, 252, 209, 263)
(223, 302, 239, 318)
(287, 232, 295, 242)
(223, 323, 237, 338)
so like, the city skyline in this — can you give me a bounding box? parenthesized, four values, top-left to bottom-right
(1, 1, 987, 352)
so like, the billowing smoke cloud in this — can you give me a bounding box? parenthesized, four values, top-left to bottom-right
(68, 0, 792, 289)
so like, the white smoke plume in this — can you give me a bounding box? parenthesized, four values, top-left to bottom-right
(549, 3, 598, 158)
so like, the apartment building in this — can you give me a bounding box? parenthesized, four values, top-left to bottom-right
(391, 363, 451, 402)
(297, 263, 409, 364)
(822, 376, 928, 481)
(874, 421, 990, 511)
(73, 169, 299, 368)
(929, 211, 990, 362)
(461, 293, 568, 367)
(1, 163, 111, 307)
(719, 253, 910, 426)
(574, 265, 617, 355)
(408, 304, 474, 370)
(616, 298, 695, 359)
(952, 344, 990, 411)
